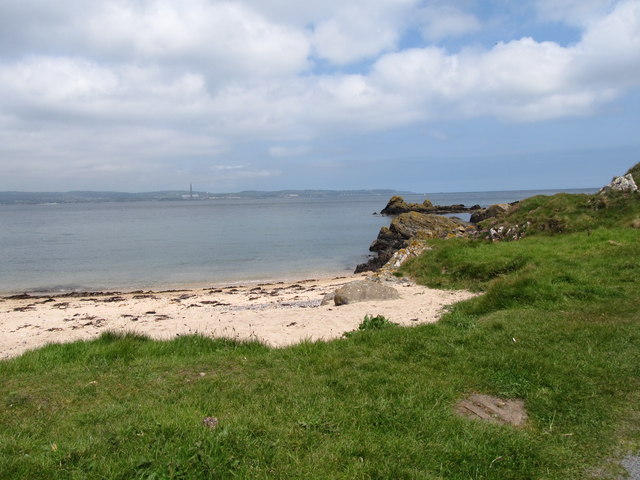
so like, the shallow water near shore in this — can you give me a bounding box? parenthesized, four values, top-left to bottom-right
(0, 189, 595, 294)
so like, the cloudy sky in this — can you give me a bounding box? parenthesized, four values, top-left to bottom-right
(1, 0, 639, 193)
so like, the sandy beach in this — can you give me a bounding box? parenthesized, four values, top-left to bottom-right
(0, 273, 476, 360)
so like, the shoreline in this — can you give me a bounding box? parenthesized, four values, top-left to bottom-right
(0, 269, 355, 299)
(0, 272, 477, 360)
(0, 267, 354, 299)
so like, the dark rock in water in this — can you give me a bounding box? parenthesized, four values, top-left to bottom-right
(333, 280, 399, 305)
(355, 212, 475, 273)
(354, 251, 393, 273)
(379, 195, 480, 216)
(469, 203, 512, 224)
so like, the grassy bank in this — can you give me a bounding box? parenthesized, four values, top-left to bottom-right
(2, 207, 640, 478)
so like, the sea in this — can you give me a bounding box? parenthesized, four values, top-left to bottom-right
(0, 189, 596, 294)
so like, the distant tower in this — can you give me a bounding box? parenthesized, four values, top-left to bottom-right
(190, 183, 193, 199)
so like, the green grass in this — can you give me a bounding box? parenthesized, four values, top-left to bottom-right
(2, 210, 640, 478)
(627, 163, 640, 185)
(478, 190, 640, 234)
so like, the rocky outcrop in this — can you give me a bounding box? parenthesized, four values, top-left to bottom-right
(380, 196, 433, 215)
(380, 195, 480, 216)
(355, 212, 476, 273)
(383, 242, 429, 270)
(333, 280, 400, 305)
(599, 173, 638, 194)
(369, 242, 431, 279)
(469, 203, 512, 224)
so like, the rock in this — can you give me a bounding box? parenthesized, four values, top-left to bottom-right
(599, 173, 638, 194)
(355, 212, 475, 273)
(320, 292, 335, 306)
(202, 417, 219, 429)
(379, 195, 475, 216)
(354, 250, 393, 273)
(385, 241, 429, 269)
(455, 394, 528, 427)
(333, 280, 400, 306)
(369, 242, 432, 280)
(470, 203, 511, 224)
(380, 196, 433, 215)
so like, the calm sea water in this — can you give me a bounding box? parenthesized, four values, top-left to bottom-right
(0, 189, 595, 294)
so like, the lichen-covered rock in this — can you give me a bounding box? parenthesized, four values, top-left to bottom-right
(388, 212, 466, 241)
(333, 280, 400, 306)
(373, 242, 431, 278)
(355, 212, 475, 273)
(599, 173, 638, 194)
(386, 242, 429, 269)
(380, 196, 430, 215)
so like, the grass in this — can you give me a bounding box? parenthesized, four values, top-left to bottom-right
(478, 190, 640, 235)
(2, 197, 640, 478)
(626, 163, 640, 185)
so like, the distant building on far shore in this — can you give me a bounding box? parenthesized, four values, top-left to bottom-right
(181, 183, 200, 199)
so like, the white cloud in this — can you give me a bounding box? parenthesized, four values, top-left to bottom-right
(207, 0, 417, 65)
(0, 0, 640, 190)
(92, 1, 310, 79)
(311, 6, 402, 64)
(0, 57, 119, 103)
(0, 0, 311, 83)
(418, 5, 482, 41)
(370, 1, 640, 121)
(2, 1, 639, 132)
(535, 0, 618, 26)
(574, 0, 640, 87)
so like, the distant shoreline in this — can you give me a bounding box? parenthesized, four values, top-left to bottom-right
(0, 189, 413, 206)
(0, 187, 597, 206)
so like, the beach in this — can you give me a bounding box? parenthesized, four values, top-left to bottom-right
(0, 273, 476, 360)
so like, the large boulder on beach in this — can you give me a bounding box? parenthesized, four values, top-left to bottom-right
(333, 280, 400, 306)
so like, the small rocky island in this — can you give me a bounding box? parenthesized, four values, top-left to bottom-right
(379, 195, 481, 216)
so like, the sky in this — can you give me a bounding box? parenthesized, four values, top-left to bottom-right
(1, 0, 639, 193)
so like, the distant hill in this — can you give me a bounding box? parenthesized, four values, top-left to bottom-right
(0, 189, 412, 205)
